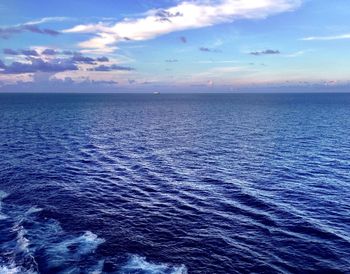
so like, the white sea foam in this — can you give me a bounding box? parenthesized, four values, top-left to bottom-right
(45, 231, 105, 268)
(15, 226, 30, 253)
(120, 255, 188, 274)
(0, 191, 8, 220)
(0, 264, 36, 274)
(89, 259, 105, 274)
(0, 190, 8, 200)
(25, 206, 42, 215)
(0, 265, 21, 274)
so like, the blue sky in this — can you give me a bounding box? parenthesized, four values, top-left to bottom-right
(0, 0, 350, 92)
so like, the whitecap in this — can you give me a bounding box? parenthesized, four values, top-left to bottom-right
(0, 190, 8, 220)
(45, 231, 105, 268)
(0, 190, 8, 200)
(15, 226, 30, 253)
(25, 207, 42, 215)
(0, 264, 37, 274)
(119, 255, 187, 274)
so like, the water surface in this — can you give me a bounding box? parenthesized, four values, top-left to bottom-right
(0, 93, 349, 273)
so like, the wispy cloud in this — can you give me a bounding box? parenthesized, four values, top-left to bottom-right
(199, 47, 221, 53)
(249, 49, 280, 56)
(0, 17, 67, 39)
(64, 0, 302, 53)
(88, 64, 135, 72)
(24, 17, 70, 25)
(282, 50, 306, 57)
(302, 33, 350, 41)
(165, 59, 178, 63)
(0, 24, 60, 39)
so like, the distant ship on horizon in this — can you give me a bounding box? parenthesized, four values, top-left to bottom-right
(153, 91, 160, 95)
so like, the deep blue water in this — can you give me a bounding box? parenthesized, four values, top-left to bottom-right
(0, 93, 350, 274)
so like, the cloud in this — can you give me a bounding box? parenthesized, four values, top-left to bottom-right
(0, 59, 5, 69)
(21, 49, 39, 57)
(88, 64, 135, 72)
(250, 49, 280, 55)
(283, 50, 305, 57)
(1, 49, 124, 74)
(96, 56, 109, 62)
(302, 33, 350, 41)
(64, 0, 302, 52)
(1, 58, 78, 74)
(24, 17, 70, 25)
(199, 47, 221, 53)
(0, 24, 60, 39)
(180, 36, 187, 43)
(3, 48, 19, 55)
(3, 48, 40, 56)
(71, 53, 96, 64)
(62, 50, 74, 55)
(154, 9, 183, 23)
(42, 49, 59, 55)
(0, 77, 120, 93)
(165, 59, 178, 62)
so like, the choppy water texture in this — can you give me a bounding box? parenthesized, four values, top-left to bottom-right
(0, 93, 350, 274)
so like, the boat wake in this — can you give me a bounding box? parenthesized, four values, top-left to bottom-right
(0, 191, 187, 274)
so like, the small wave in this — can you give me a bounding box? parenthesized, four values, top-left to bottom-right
(0, 264, 36, 274)
(0, 191, 9, 220)
(119, 255, 187, 274)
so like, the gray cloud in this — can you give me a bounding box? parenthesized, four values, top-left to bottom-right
(0, 51, 132, 74)
(180, 36, 187, 43)
(199, 47, 221, 53)
(0, 77, 120, 93)
(62, 50, 74, 55)
(21, 49, 39, 57)
(42, 49, 59, 55)
(96, 56, 109, 62)
(0, 24, 60, 39)
(3, 48, 19, 55)
(1, 58, 78, 74)
(250, 49, 280, 56)
(3, 48, 39, 56)
(0, 59, 5, 69)
(155, 9, 183, 23)
(71, 53, 96, 64)
(165, 59, 178, 63)
(89, 64, 135, 72)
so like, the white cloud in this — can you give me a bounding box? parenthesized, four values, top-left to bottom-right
(302, 33, 350, 41)
(283, 50, 306, 57)
(64, 0, 302, 53)
(24, 17, 70, 25)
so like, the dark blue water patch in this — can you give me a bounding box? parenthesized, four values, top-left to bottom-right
(0, 93, 350, 273)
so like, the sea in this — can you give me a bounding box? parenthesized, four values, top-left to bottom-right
(0, 93, 349, 274)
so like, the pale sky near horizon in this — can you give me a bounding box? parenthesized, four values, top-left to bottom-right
(0, 0, 350, 92)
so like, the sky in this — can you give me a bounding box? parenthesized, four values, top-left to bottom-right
(0, 0, 350, 93)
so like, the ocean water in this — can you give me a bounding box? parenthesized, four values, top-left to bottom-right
(0, 93, 349, 274)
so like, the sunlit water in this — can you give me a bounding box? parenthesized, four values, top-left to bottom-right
(0, 93, 349, 273)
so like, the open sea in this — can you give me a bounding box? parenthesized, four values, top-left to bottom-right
(0, 93, 349, 274)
